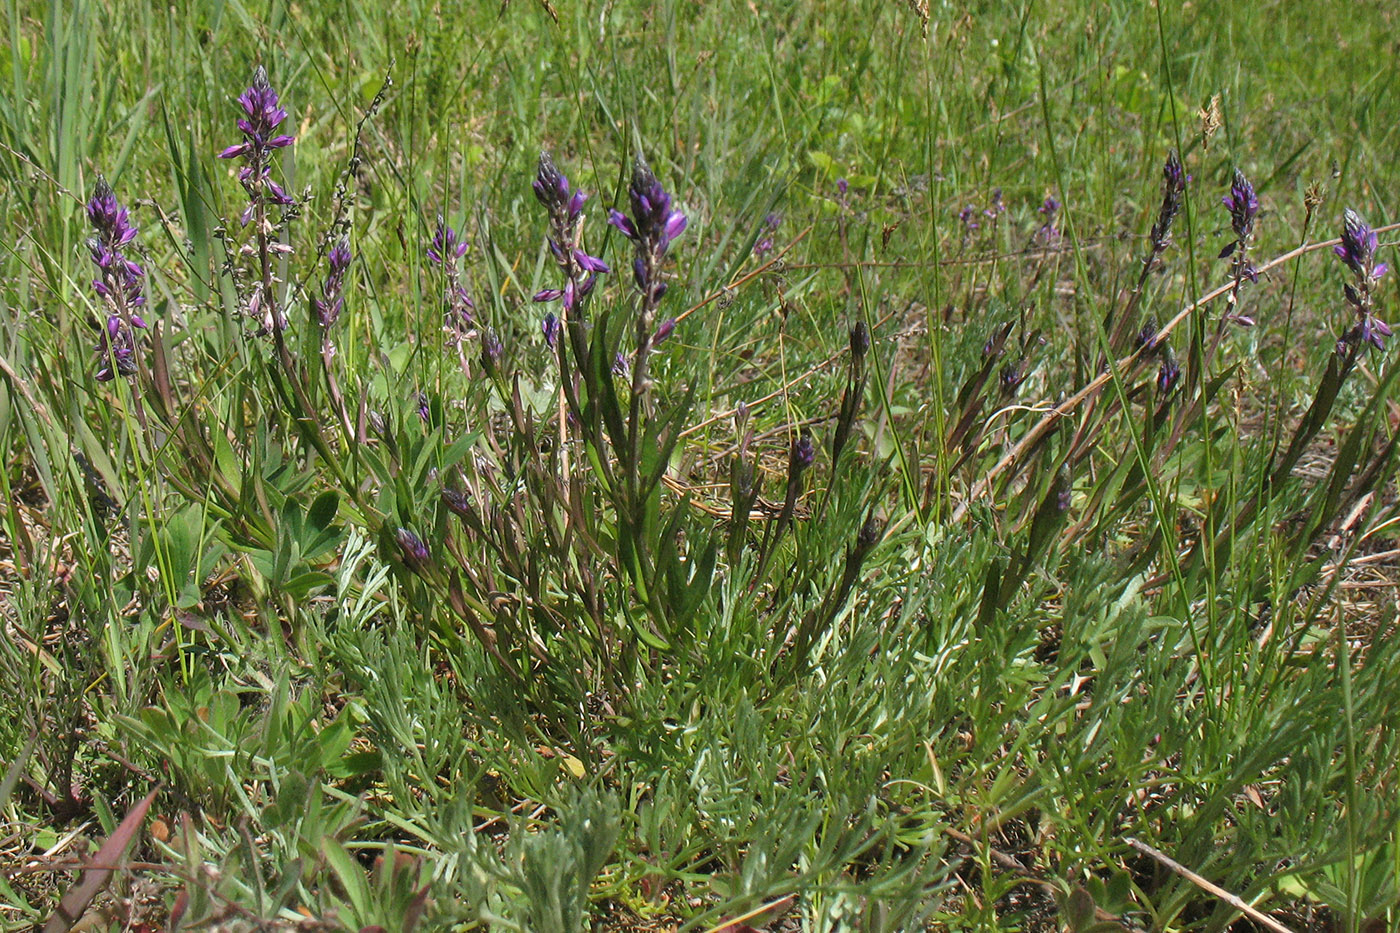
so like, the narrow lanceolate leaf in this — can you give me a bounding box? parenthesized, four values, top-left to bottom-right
(43, 786, 160, 933)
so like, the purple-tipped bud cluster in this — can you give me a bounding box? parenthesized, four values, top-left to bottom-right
(1136, 319, 1159, 351)
(532, 152, 607, 331)
(789, 433, 816, 474)
(1036, 195, 1062, 245)
(85, 179, 147, 382)
(541, 312, 560, 348)
(217, 66, 296, 225)
(427, 222, 468, 267)
(314, 239, 352, 328)
(1335, 208, 1391, 353)
(481, 329, 504, 370)
(754, 211, 782, 258)
(394, 527, 431, 570)
(1149, 150, 1188, 256)
(958, 204, 980, 234)
(1222, 169, 1258, 243)
(609, 157, 687, 308)
(1218, 169, 1261, 327)
(1157, 355, 1181, 396)
(1336, 209, 1387, 282)
(428, 218, 476, 356)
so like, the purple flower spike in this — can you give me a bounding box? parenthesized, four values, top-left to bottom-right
(315, 238, 352, 328)
(1335, 208, 1391, 353)
(619, 157, 686, 306)
(1336, 209, 1382, 279)
(1149, 150, 1188, 256)
(85, 179, 147, 381)
(1036, 194, 1062, 245)
(533, 151, 609, 322)
(789, 433, 816, 473)
(220, 66, 296, 219)
(1222, 169, 1258, 241)
(428, 218, 475, 360)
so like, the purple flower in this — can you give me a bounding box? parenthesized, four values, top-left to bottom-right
(442, 487, 475, 521)
(417, 392, 430, 423)
(1150, 150, 1188, 256)
(836, 177, 849, 198)
(1222, 169, 1258, 242)
(1335, 208, 1391, 352)
(753, 211, 782, 258)
(613, 157, 687, 305)
(314, 238, 352, 328)
(394, 528, 431, 569)
(958, 204, 980, 233)
(428, 218, 476, 357)
(653, 317, 676, 345)
(218, 66, 296, 222)
(427, 221, 469, 266)
(1036, 194, 1062, 245)
(789, 433, 815, 473)
(85, 179, 147, 381)
(1336, 209, 1387, 281)
(541, 312, 560, 347)
(533, 151, 608, 321)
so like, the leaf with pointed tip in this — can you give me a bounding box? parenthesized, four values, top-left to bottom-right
(43, 787, 159, 933)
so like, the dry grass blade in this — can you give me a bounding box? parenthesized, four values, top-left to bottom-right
(42, 786, 160, 933)
(1125, 837, 1297, 933)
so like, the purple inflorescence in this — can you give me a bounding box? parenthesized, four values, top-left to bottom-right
(85, 178, 147, 382)
(217, 66, 296, 226)
(428, 218, 476, 359)
(609, 157, 687, 310)
(1222, 169, 1258, 243)
(533, 151, 608, 337)
(1036, 195, 1062, 245)
(1335, 208, 1391, 352)
(314, 239, 352, 328)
